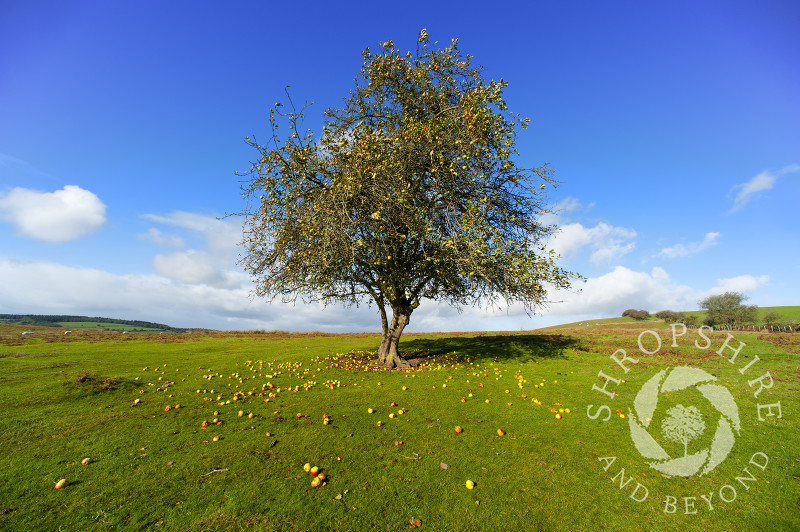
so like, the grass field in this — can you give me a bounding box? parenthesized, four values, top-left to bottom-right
(1, 324, 797, 531)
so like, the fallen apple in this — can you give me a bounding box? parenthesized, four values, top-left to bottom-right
(454, 426, 462, 434)
(311, 476, 321, 488)
(80, 458, 91, 465)
(497, 428, 506, 436)
(303, 463, 311, 473)
(466, 480, 475, 489)
(54, 479, 67, 490)
(309, 466, 319, 476)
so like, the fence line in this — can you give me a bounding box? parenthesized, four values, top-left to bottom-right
(707, 323, 799, 333)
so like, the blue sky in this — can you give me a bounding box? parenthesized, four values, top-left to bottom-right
(1, 0, 798, 331)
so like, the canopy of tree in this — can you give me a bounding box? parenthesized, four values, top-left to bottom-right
(698, 292, 758, 326)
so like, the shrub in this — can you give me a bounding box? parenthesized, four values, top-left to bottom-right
(622, 309, 650, 321)
(698, 291, 758, 326)
(655, 310, 680, 322)
(762, 310, 782, 325)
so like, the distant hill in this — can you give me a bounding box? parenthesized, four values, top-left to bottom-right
(0, 314, 189, 332)
(539, 306, 799, 331)
(673, 306, 800, 323)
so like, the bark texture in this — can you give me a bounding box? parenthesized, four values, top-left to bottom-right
(376, 306, 411, 368)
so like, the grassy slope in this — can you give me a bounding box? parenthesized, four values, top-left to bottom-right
(0, 325, 797, 531)
(544, 306, 800, 331)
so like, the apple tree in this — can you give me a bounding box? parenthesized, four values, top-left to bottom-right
(239, 29, 579, 368)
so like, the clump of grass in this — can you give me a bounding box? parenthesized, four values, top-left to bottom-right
(68, 370, 130, 393)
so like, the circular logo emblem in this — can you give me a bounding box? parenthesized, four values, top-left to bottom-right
(628, 366, 741, 477)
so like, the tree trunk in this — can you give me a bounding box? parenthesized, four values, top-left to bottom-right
(376, 305, 412, 369)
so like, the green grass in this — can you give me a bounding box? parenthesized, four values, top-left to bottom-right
(1, 325, 797, 531)
(757, 306, 800, 322)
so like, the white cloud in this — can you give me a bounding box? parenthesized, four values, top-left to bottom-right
(656, 231, 720, 258)
(554, 196, 584, 214)
(153, 250, 241, 288)
(539, 197, 635, 265)
(140, 211, 243, 288)
(539, 196, 587, 226)
(706, 274, 769, 296)
(142, 212, 241, 256)
(544, 266, 694, 316)
(0, 185, 106, 242)
(549, 221, 637, 265)
(137, 227, 185, 248)
(729, 164, 799, 213)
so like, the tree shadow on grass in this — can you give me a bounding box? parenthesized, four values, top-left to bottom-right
(402, 333, 582, 365)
